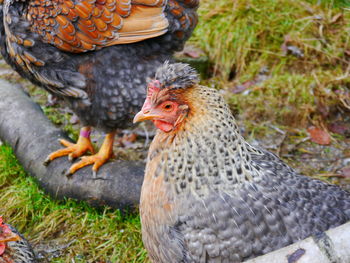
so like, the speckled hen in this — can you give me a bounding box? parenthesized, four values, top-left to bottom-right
(0, 217, 36, 263)
(134, 62, 350, 263)
(0, 0, 199, 175)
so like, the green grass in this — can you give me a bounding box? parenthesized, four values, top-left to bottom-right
(0, 145, 148, 263)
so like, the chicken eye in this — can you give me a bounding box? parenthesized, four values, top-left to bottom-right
(163, 103, 173, 111)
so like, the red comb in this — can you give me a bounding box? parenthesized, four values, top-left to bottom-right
(0, 216, 19, 256)
(148, 80, 161, 95)
(0, 243, 5, 255)
(0, 217, 14, 240)
(142, 80, 161, 112)
(0, 216, 6, 256)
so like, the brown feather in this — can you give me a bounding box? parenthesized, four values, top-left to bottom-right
(28, 0, 168, 53)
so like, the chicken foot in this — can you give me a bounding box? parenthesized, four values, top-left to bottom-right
(67, 131, 116, 177)
(43, 126, 94, 166)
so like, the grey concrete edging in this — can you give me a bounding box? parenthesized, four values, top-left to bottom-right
(246, 222, 350, 263)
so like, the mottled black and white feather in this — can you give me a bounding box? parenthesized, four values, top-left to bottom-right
(0, 0, 199, 132)
(5, 224, 37, 263)
(155, 61, 199, 90)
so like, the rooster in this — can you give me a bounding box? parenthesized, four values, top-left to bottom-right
(0, 0, 199, 176)
(134, 62, 350, 263)
(0, 217, 36, 263)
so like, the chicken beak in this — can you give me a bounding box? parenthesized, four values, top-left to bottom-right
(0, 232, 21, 243)
(133, 110, 162, 123)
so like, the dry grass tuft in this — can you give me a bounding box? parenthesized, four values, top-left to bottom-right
(191, 0, 350, 127)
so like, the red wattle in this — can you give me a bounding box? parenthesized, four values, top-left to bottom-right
(153, 120, 174, 132)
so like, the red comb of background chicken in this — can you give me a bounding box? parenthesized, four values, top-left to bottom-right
(0, 216, 20, 256)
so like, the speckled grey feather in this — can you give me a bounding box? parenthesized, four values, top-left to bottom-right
(140, 63, 350, 263)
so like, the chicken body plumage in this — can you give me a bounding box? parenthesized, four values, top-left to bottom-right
(0, 218, 36, 263)
(2, 225, 37, 263)
(136, 63, 350, 263)
(0, 0, 199, 174)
